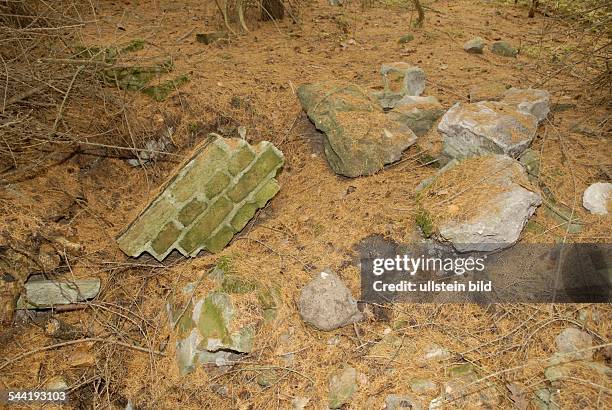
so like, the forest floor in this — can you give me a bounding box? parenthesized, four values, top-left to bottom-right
(0, 0, 610, 408)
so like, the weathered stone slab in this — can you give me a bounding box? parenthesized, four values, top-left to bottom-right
(419, 155, 541, 252)
(329, 366, 358, 409)
(297, 82, 417, 177)
(117, 137, 284, 260)
(16, 279, 100, 309)
(438, 101, 538, 159)
(502, 87, 551, 122)
(388, 95, 445, 137)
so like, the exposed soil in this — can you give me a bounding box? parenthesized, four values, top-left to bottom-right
(1, 0, 610, 408)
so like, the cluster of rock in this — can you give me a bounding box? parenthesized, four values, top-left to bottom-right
(297, 62, 444, 177)
(105, 60, 611, 404)
(463, 37, 518, 57)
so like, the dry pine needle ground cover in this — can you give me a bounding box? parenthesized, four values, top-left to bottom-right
(0, 0, 610, 408)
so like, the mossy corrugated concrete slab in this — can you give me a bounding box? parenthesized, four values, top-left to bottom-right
(117, 137, 284, 261)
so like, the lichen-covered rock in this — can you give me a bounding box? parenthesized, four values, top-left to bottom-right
(502, 88, 551, 122)
(297, 82, 417, 177)
(298, 271, 362, 331)
(438, 101, 538, 159)
(171, 291, 256, 375)
(463, 37, 485, 54)
(419, 155, 541, 252)
(421, 343, 451, 362)
(388, 96, 445, 137)
(328, 366, 358, 409)
(491, 41, 517, 57)
(117, 137, 284, 260)
(583, 182, 611, 215)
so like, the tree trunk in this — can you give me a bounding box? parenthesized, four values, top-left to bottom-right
(413, 0, 425, 27)
(261, 0, 284, 21)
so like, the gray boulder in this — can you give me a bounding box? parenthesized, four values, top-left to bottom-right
(583, 182, 611, 215)
(297, 82, 417, 177)
(438, 101, 538, 159)
(421, 155, 541, 252)
(388, 96, 445, 137)
(463, 37, 485, 54)
(502, 88, 551, 122)
(298, 271, 362, 331)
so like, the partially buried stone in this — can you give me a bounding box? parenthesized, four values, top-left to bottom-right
(463, 37, 485, 54)
(419, 155, 541, 252)
(583, 182, 611, 215)
(298, 271, 363, 331)
(438, 101, 538, 159)
(195, 31, 228, 45)
(381, 63, 426, 96)
(385, 394, 423, 410)
(468, 81, 508, 102)
(491, 41, 518, 57)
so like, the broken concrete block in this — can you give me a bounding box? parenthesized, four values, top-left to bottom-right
(16, 278, 100, 309)
(381, 63, 426, 96)
(172, 291, 256, 375)
(375, 63, 426, 108)
(117, 137, 284, 260)
(438, 101, 538, 159)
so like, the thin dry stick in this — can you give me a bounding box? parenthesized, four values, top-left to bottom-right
(52, 65, 82, 133)
(0, 337, 165, 372)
